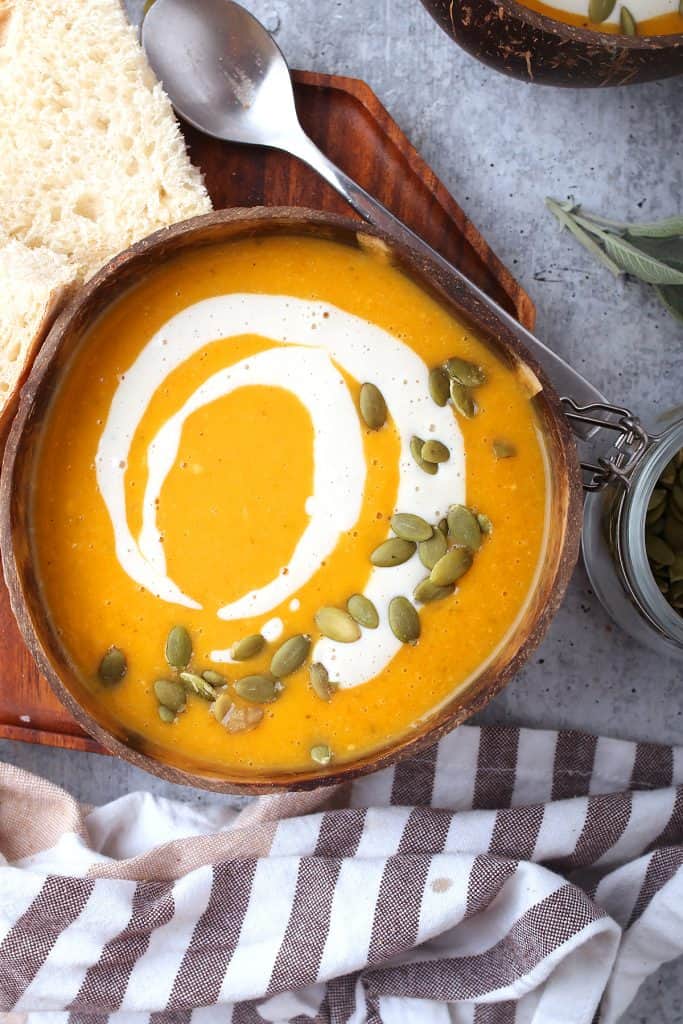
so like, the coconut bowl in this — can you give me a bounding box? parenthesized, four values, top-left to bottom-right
(419, 0, 683, 86)
(0, 207, 582, 793)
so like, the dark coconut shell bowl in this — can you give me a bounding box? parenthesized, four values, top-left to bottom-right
(0, 208, 582, 793)
(420, 0, 683, 86)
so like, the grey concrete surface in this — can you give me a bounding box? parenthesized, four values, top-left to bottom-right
(2, 1, 681, 1018)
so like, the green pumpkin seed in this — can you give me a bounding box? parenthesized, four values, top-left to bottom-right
(430, 547, 474, 587)
(211, 690, 233, 724)
(270, 634, 311, 677)
(649, 515, 666, 536)
(645, 534, 675, 567)
(492, 439, 517, 460)
(664, 515, 683, 550)
(588, 0, 616, 21)
(409, 434, 438, 475)
(314, 606, 362, 643)
(656, 578, 670, 595)
(449, 379, 477, 418)
(390, 512, 433, 542)
(234, 674, 282, 703)
(418, 527, 448, 570)
(309, 662, 334, 701)
(158, 705, 175, 724)
(98, 646, 127, 684)
(414, 577, 455, 603)
(165, 625, 192, 669)
(370, 537, 416, 567)
(388, 596, 421, 643)
(359, 382, 387, 430)
(446, 357, 486, 387)
(421, 439, 450, 464)
(180, 671, 217, 700)
(224, 705, 264, 733)
(477, 512, 493, 535)
(311, 743, 333, 766)
(447, 505, 482, 551)
(648, 488, 667, 512)
(661, 460, 677, 488)
(202, 669, 227, 686)
(669, 553, 683, 584)
(231, 633, 266, 661)
(672, 485, 683, 514)
(619, 5, 637, 32)
(646, 504, 666, 526)
(154, 678, 186, 711)
(347, 593, 379, 628)
(428, 366, 450, 406)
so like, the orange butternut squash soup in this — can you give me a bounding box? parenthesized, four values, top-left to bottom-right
(517, 0, 683, 34)
(31, 234, 548, 777)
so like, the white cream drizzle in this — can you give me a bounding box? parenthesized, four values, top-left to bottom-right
(95, 294, 466, 689)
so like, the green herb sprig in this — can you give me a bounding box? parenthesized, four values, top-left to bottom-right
(545, 197, 683, 325)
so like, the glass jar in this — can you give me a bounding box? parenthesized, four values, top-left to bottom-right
(576, 403, 683, 659)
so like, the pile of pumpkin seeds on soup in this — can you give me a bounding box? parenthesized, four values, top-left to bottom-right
(645, 449, 683, 615)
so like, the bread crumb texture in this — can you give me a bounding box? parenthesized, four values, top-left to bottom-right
(0, 0, 211, 281)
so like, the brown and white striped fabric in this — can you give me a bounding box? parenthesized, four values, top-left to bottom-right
(1, 725, 682, 1024)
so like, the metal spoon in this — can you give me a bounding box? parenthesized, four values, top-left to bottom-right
(141, 0, 603, 416)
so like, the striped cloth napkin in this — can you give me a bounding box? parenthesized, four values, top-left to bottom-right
(0, 725, 681, 1024)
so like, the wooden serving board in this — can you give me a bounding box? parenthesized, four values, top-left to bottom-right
(0, 70, 535, 756)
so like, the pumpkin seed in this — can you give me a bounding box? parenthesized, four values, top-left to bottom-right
(231, 633, 266, 661)
(449, 379, 477, 418)
(645, 534, 675, 567)
(649, 515, 666, 536)
(646, 504, 666, 526)
(314, 606, 361, 643)
(309, 662, 334, 701)
(211, 689, 233, 724)
(370, 537, 416, 567)
(428, 366, 450, 406)
(445, 357, 486, 387)
(165, 625, 192, 669)
(202, 669, 226, 686)
(347, 593, 379, 628)
(619, 5, 637, 32)
(421, 439, 450, 464)
(588, 0, 616, 21)
(158, 705, 175, 724)
(224, 704, 264, 733)
(492, 439, 517, 460)
(180, 671, 217, 700)
(430, 547, 474, 587)
(359, 382, 387, 430)
(310, 743, 333, 766)
(414, 577, 455, 603)
(98, 646, 127, 684)
(409, 434, 438, 475)
(270, 634, 311, 677)
(438, 517, 448, 535)
(661, 460, 677, 488)
(418, 527, 448, 570)
(670, 553, 683, 584)
(664, 515, 683, 550)
(648, 487, 667, 512)
(390, 512, 433, 542)
(234, 674, 282, 703)
(154, 678, 186, 711)
(477, 512, 493, 535)
(388, 596, 421, 643)
(672, 485, 683, 514)
(657, 578, 670, 595)
(447, 504, 482, 551)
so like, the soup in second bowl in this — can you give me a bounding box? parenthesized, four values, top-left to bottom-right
(30, 233, 548, 778)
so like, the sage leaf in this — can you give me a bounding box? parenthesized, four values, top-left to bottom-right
(626, 217, 683, 239)
(655, 286, 683, 325)
(625, 235, 683, 271)
(545, 198, 622, 277)
(601, 233, 683, 286)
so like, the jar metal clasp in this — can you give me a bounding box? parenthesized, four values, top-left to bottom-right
(560, 397, 654, 493)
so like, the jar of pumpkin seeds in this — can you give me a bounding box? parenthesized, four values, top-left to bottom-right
(582, 414, 683, 659)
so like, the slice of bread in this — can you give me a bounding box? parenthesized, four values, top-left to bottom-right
(0, 0, 212, 425)
(0, 234, 76, 418)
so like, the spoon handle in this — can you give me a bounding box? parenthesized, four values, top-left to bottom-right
(287, 130, 606, 426)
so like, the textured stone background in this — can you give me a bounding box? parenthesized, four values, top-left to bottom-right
(1, 1, 681, 1018)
